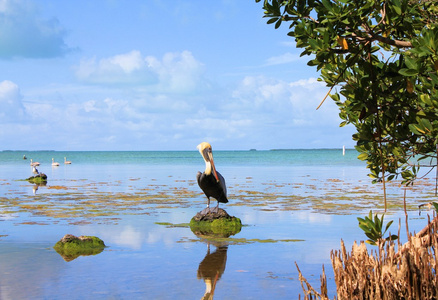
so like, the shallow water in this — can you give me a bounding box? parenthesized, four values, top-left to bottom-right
(0, 150, 436, 299)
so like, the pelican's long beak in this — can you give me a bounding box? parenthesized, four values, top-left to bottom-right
(207, 151, 219, 182)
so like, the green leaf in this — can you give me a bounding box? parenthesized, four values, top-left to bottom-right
(357, 153, 368, 161)
(365, 232, 376, 240)
(308, 39, 320, 50)
(267, 17, 278, 24)
(314, 27, 328, 34)
(433, 202, 438, 213)
(409, 124, 424, 135)
(420, 94, 433, 106)
(409, 124, 425, 135)
(399, 68, 418, 76)
(419, 118, 432, 132)
(321, 0, 333, 11)
(384, 220, 393, 233)
(404, 56, 418, 70)
(387, 234, 399, 241)
(365, 240, 376, 245)
(391, 0, 402, 15)
(359, 224, 371, 233)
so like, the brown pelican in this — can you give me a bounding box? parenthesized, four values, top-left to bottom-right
(64, 157, 72, 164)
(32, 165, 39, 175)
(30, 159, 40, 166)
(197, 142, 228, 209)
(52, 158, 60, 166)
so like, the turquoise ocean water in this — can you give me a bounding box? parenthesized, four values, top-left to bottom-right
(0, 148, 363, 166)
(0, 149, 435, 299)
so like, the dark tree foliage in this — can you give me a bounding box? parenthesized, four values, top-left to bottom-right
(257, 0, 438, 207)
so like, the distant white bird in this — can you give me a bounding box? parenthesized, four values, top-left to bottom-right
(52, 158, 60, 166)
(32, 165, 39, 175)
(30, 159, 40, 166)
(64, 157, 72, 164)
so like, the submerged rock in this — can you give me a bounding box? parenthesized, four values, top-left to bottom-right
(53, 234, 106, 262)
(190, 208, 242, 237)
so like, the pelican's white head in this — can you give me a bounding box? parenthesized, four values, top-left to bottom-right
(197, 142, 219, 181)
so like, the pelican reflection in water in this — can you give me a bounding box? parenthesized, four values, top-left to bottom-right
(197, 243, 228, 300)
(32, 185, 38, 195)
(196, 142, 228, 210)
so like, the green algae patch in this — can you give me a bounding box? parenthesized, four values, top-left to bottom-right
(155, 222, 190, 228)
(3, 173, 437, 226)
(178, 236, 304, 245)
(53, 234, 106, 262)
(190, 217, 242, 234)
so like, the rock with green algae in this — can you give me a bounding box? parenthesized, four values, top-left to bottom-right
(53, 234, 106, 262)
(190, 208, 242, 237)
(26, 173, 47, 184)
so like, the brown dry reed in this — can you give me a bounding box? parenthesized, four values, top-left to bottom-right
(298, 216, 438, 300)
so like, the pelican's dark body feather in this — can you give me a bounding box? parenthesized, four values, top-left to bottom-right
(197, 171, 228, 204)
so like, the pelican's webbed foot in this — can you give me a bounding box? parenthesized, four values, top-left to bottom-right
(209, 206, 219, 213)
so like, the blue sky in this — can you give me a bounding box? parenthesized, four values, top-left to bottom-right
(0, 0, 355, 151)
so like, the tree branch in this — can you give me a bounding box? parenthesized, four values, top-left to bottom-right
(370, 32, 413, 48)
(363, 22, 412, 48)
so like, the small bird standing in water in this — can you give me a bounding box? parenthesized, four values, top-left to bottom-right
(196, 142, 228, 210)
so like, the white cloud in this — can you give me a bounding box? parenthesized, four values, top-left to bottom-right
(230, 76, 327, 121)
(75, 50, 154, 85)
(107, 51, 145, 73)
(1, 70, 353, 150)
(264, 52, 302, 66)
(0, 0, 71, 59)
(219, 75, 352, 149)
(0, 80, 25, 121)
(241, 77, 331, 112)
(146, 50, 206, 93)
(75, 50, 206, 93)
(76, 50, 153, 84)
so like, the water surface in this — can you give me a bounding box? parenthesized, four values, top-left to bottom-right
(0, 150, 435, 299)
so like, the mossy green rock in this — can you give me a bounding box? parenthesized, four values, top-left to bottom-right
(190, 208, 242, 237)
(26, 173, 48, 184)
(53, 234, 106, 261)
